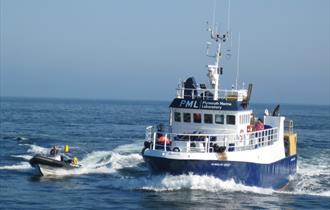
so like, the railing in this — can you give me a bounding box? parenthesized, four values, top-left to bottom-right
(176, 87, 247, 101)
(284, 120, 294, 134)
(145, 126, 279, 153)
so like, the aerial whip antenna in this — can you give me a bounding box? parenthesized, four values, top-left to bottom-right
(235, 32, 241, 89)
(225, 0, 232, 59)
(227, 0, 231, 32)
(212, 0, 217, 31)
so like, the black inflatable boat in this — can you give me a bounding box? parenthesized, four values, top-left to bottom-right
(29, 154, 80, 176)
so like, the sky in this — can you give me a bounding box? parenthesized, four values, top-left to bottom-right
(1, 0, 329, 105)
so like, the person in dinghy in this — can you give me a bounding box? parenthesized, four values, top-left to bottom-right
(50, 145, 61, 160)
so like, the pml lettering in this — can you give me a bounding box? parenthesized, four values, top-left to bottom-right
(179, 100, 199, 108)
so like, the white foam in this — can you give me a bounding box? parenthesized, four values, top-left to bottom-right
(108, 153, 143, 170)
(113, 141, 142, 153)
(10, 142, 330, 198)
(284, 155, 330, 198)
(79, 150, 143, 168)
(318, 191, 330, 197)
(278, 190, 330, 198)
(35, 150, 144, 177)
(0, 162, 31, 170)
(11, 154, 33, 160)
(27, 144, 49, 155)
(79, 151, 113, 168)
(108, 173, 274, 194)
(40, 165, 114, 176)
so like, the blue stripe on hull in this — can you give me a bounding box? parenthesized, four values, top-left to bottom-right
(143, 155, 297, 190)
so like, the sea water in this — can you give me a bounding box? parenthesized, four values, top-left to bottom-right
(0, 97, 329, 209)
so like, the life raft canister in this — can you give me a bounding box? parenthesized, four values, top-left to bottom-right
(157, 135, 171, 144)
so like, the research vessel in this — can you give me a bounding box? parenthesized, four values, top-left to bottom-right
(142, 15, 297, 190)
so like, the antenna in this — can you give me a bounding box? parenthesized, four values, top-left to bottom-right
(227, 0, 231, 32)
(206, 41, 212, 56)
(225, 0, 232, 59)
(235, 32, 241, 89)
(212, 0, 217, 31)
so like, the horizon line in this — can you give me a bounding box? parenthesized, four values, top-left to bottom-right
(1, 95, 329, 107)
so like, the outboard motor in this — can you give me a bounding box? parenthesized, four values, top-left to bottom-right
(142, 141, 152, 155)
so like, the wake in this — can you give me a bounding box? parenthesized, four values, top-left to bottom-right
(1, 140, 329, 197)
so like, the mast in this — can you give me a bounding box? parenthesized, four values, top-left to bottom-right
(206, 13, 230, 100)
(206, 0, 230, 101)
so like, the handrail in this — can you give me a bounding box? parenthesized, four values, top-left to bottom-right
(145, 126, 279, 153)
(284, 120, 294, 134)
(147, 125, 277, 137)
(176, 87, 247, 101)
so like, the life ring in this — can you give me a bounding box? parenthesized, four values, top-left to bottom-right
(157, 135, 171, 144)
(239, 129, 244, 142)
(172, 147, 180, 152)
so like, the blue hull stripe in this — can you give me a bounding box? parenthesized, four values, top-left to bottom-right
(143, 155, 297, 190)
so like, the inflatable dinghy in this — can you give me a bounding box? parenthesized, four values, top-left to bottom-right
(29, 154, 80, 176)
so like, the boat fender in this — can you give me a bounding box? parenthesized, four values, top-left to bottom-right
(172, 147, 180, 152)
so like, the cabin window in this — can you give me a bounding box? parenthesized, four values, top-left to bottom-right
(227, 115, 236, 125)
(174, 112, 181, 122)
(193, 113, 202, 123)
(204, 114, 213, 124)
(183, 113, 191, 123)
(215, 114, 224, 124)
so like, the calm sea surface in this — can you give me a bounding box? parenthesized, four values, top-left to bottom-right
(0, 97, 329, 209)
